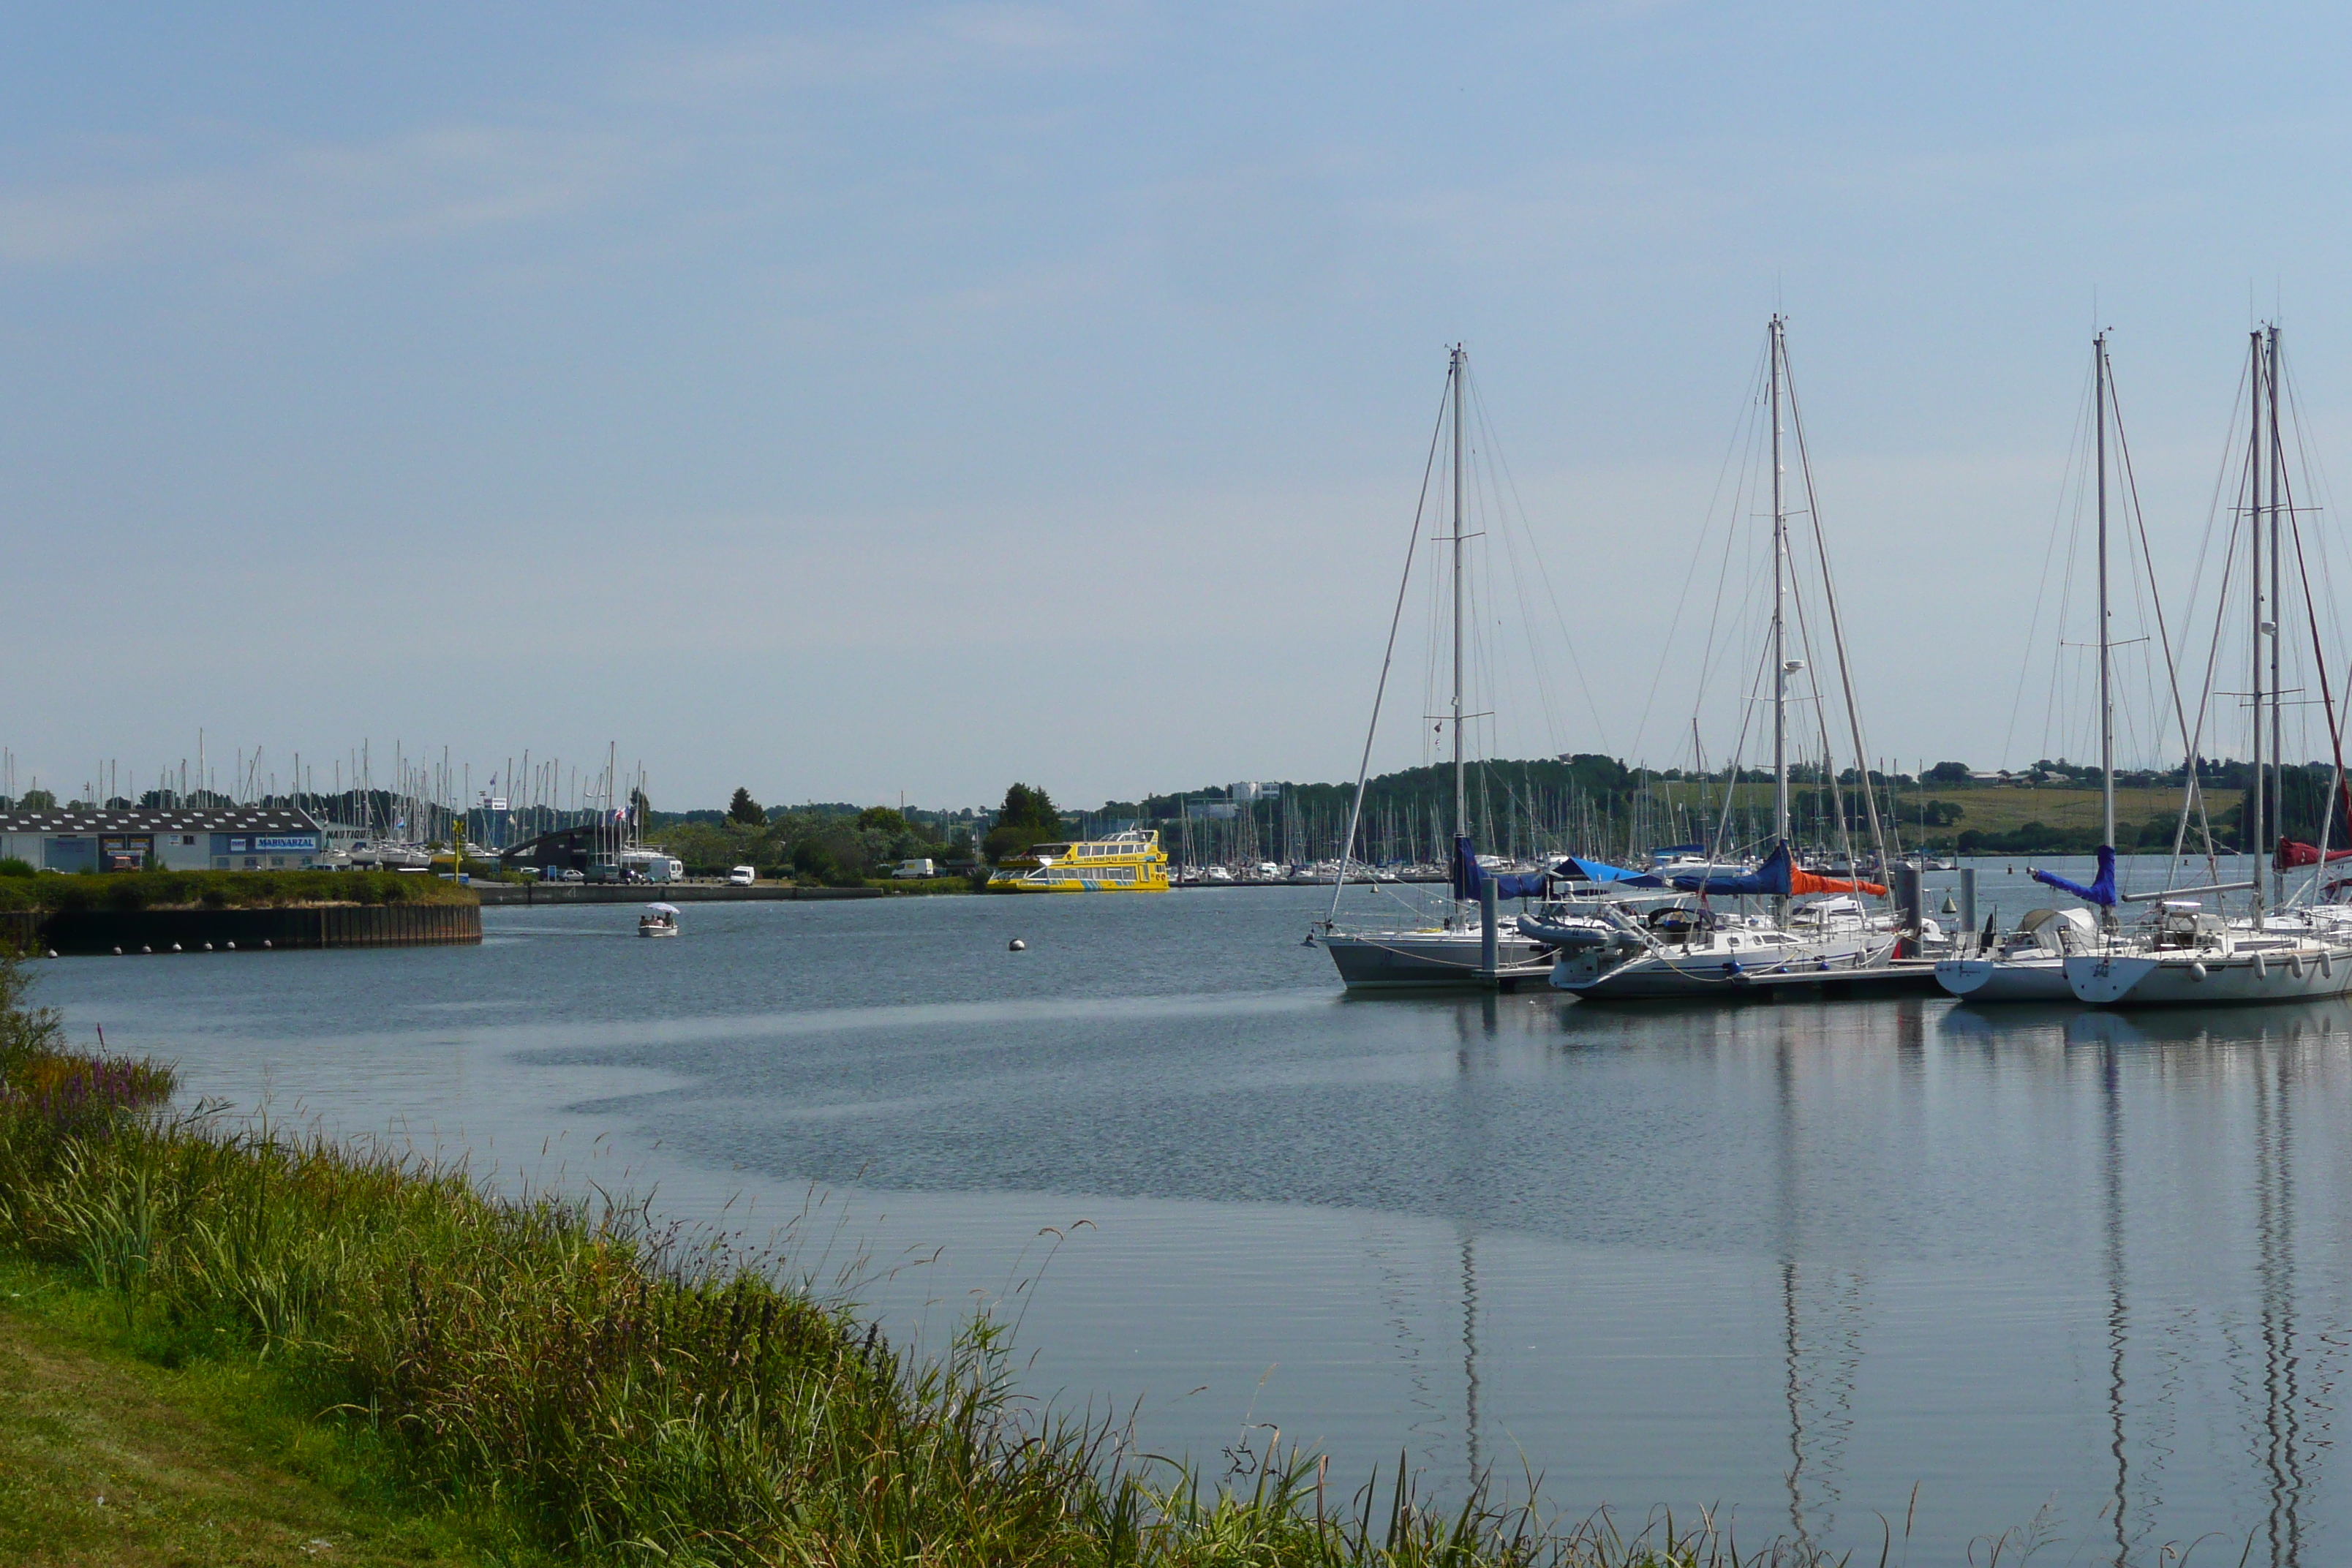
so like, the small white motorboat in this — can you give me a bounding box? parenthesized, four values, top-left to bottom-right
(638, 902, 680, 938)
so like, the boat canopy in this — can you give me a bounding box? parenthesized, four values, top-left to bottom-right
(1559, 856, 1667, 888)
(646, 902, 680, 915)
(2032, 845, 2117, 907)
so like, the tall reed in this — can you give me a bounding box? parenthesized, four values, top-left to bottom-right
(0, 946, 1826, 1567)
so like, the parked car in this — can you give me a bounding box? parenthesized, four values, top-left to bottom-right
(727, 865, 756, 886)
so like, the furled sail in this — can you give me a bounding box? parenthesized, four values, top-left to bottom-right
(2032, 844, 2117, 906)
(1667, 842, 1886, 898)
(2276, 837, 2352, 869)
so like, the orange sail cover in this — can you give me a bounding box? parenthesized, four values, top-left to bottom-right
(1790, 867, 1888, 897)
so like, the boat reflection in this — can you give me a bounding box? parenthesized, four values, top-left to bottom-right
(1937, 999, 2342, 1564)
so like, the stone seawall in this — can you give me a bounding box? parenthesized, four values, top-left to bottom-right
(1, 902, 482, 957)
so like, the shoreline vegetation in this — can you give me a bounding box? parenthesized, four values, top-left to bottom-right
(643, 761, 2301, 881)
(0, 946, 1812, 1567)
(0, 869, 480, 915)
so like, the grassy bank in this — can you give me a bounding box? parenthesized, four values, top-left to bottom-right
(0, 1256, 533, 1565)
(0, 870, 478, 914)
(0, 950, 1808, 1567)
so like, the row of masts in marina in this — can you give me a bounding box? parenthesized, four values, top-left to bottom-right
(1, 733, 657, 859)
(1108, 769, 1963, 878)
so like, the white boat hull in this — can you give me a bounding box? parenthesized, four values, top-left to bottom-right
(2064, 946, 2352, 1006)
(1552, 932, 1885, 1000)
(1935, 954, 2072, 1001)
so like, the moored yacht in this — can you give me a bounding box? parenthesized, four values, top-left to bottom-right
(1312, 346, 1575, 990)
(1548, 845, 1893, 998)
(1937, 906, 2097, 1001)
(2060, 326, 2352, 1006)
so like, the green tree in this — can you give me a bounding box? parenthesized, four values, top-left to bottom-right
(1925, 761, 1973, 784)
(18, 788, 56, 812)
(856, 806, 910, 836)
(984, 783, 1062, 864)
(727, 787, 764, 826)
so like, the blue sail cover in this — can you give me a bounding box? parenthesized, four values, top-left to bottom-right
(1561, 856, 1666, 888)
(1451, 835, 1553, 901)
(1667, 841, 1793, 897)
(2032, 844, 2117, 907)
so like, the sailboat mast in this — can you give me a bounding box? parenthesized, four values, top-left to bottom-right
(2097, 333, 2115, 854)
(2267, 324, 2285, 905)
(1770, 317, 1790, 848)
(2249, 328, 2266, 922)
(1452, 344, 1466, 845)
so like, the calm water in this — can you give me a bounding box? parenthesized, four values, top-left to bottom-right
(31, 862, 2352, 1565)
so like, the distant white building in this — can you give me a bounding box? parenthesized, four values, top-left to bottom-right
(0, 806, 328, 872)
(1228, 781, 1279, 804)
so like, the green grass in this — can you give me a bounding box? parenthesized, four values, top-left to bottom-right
(0, 1256, 538, 1567)
(0, 870, 478, 914)
(1642, 781, 2231, 854)
(0, 948, 1827, 1567)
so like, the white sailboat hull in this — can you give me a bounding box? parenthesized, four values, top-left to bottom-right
(2063, 946, 2352, 1006)
(1551, 932, 1886, 1000)
(1935, 954, 2072, 1001)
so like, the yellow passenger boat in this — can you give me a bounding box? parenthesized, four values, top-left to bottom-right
(987, 829, 1169, 893)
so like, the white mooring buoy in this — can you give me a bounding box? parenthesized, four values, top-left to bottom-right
(1009, 938, 1027, 951)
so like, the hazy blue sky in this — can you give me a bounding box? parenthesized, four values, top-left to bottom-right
(7, 3, 2351, 811)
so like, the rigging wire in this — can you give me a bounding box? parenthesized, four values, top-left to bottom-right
(1327, 364, 1451, 921)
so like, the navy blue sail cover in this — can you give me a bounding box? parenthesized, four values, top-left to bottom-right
(1451, 835, 1553, 901)
(1667, 841, 1793, 896)
(2032, 844, 2117, 906)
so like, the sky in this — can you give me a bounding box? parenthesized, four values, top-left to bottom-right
(7, 2, 2352, 813)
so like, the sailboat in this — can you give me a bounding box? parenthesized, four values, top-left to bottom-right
(1550, 317, 1899, 1000)
(1313, 347, 1558, 990)
(1941, 333, 2133, 1002)
(2065, 325, 2352, 1005)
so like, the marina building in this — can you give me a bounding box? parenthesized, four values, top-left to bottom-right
(0, 806, 328, 872)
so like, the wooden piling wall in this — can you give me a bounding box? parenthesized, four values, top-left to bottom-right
(0, 902, 481, 957)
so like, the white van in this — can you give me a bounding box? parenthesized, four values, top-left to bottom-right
(727, 865, 757, 886)
(891, 859, 936, 879)
(617, 849, 685, 883)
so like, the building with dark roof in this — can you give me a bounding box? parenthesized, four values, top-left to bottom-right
(0, 807, 328, 872)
